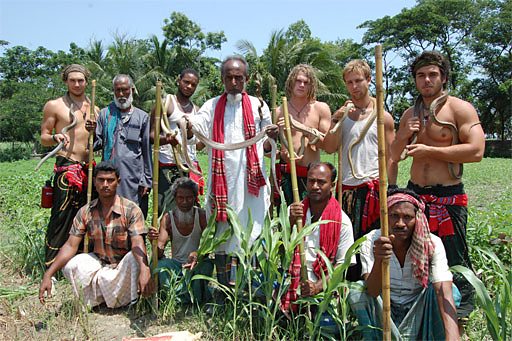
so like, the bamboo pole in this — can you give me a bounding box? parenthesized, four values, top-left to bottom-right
(375, 45, 391, 341)
(281, 97, 307, 281)
(84, 79, 96, 253)
(151, 81, 163, 293)
(269, 82, 278, 217)
(271, 83, 277, 124)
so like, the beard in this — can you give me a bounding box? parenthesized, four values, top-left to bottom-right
(114, 92, 133, 110)
(175, 207, 194, 225)
(227, 93, 243, 104)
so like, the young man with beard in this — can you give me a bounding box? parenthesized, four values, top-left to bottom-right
(95, 74, 152, 217)
(390, 51, 485, 328)
(150, 68, 203, 215)
(186, 56, 278, 286)
(282, 162, 355, 312)
(349, 189, 459, 340)
(323, 59, 396, 281)
(39, 161, 152, 308)
(40, 64, 95, 267)
(148, 177, 213, 305)
(276, 64, 331, 205)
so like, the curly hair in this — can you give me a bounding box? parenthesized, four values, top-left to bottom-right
(285, 64, 318, 101)
(410, 51, 450, 89)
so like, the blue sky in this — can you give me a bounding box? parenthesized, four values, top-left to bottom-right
(0, 0, 415, 57)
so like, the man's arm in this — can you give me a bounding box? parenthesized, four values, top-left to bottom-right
(433, 281, 460, 340)
(315, 102, 332, 149)
(384, 111, 399, 185)
(405, 100, 485, 163)
(364, 236, 394, 297)
(41, 100, 68, 147)
(148, 213, 170, 260)
(131, 234, 152, 296)
(39, 235, 82, 303)
(139, 113, 153, 193)
(390, 108, 417, 162)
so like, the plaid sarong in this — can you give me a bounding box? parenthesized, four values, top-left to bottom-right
(211, 92, 265, 222)
(420, 194, 468, 237)
(342, 178, 380, 233)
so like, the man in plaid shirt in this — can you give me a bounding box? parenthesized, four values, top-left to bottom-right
(39, 161, 153, 308)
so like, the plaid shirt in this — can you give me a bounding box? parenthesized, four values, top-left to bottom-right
(70, 195, 147, 265)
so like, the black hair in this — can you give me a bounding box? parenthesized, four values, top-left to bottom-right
(94, 160, 120, 178)
(307, 161, 337, 183)
(179, 68, 199, 80)
(410, 51, 450, 89)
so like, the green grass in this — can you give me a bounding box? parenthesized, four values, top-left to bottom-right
(0, 155, 510, 339)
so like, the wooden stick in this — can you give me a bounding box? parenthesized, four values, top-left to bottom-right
(375, 45, 391, 341)
(281, 97, 307, 281)
(271, 83, 277, 124)
(151, 81, 163, 293)
(84, 79, 96, 253)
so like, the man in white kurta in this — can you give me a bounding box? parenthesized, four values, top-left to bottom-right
(188, 56, 277, 285)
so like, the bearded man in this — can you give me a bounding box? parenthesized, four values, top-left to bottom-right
(95, 74, 152, 216)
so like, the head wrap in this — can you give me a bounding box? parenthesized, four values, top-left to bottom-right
(61, 64, 90, 82)
(388, 192, 434, 287)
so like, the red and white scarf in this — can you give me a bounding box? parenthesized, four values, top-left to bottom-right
(211, 92, 266, 222)
(281, 195, 342, 312)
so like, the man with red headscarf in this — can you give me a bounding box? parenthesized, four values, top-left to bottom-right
(349, 188, 460, 340)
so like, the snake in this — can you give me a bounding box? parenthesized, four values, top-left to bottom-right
(330, 99, 378, 180)
(278, 111, 325, 158)
(35, 96, 79, 171)
(159, 96, 280, 190)
(400, 92, 462, 179)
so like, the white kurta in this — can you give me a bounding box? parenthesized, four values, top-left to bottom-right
(190, 94, 271, 253)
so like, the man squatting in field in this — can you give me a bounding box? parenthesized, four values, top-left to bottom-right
(390, 50, 486, 330)
(150, 68, 205, 216)
(40, 64, 95, 267)
(39, 161, 153, 308)
(323, 59, 397, 281)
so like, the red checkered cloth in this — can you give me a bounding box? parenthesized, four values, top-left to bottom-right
(388, 192, 434, 288)
(342, 178, 380, 233)
(281, 195, 342, 312)
(211, 92, 266, 222)
(420, 193, 468, 237)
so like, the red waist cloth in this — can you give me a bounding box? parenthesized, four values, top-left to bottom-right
(342, 178, 380, 233)
(54, 161, 92, 192)
(420, 193, 468, 237)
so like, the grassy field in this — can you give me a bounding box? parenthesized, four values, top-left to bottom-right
(0, 155, 510, 339)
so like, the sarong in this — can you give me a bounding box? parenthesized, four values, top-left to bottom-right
(62, 251, 140, 308)
(280, 162, 309, 206)
(156, 257, 213, 305)
(407, 181, 474, 318)
(348, 282, 461, 340)
(340, 179, 381, 282)
(45, 156, 87, 267)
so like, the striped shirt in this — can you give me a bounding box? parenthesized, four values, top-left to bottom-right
(69, 195, 147, 265)
(361, 229, 452, 305)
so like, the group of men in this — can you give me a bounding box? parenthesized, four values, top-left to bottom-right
(38, 50, 485, 339)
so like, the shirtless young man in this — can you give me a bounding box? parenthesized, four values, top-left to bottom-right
(40, 64, 94, 267)
(277, 64, 331, 205)
(323, 59, 396, 281)
(390, 51, 485, 327)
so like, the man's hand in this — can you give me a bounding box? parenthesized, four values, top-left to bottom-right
(265, 124, 279, 140)
(331, 100, 355, 123)
(300, 280, 322, 297)
(85, 119, 97, 132)
(183, 251, 198, 270)
(405, 143, 432, 158)
(373, 236, 395, 263)
(138, 186, 150, 197)
(397, 116, 420, 141)
(289, 202, 303, 227)
(147, 227, 159, 241)
(137, 265, 153, 296)
(52, 133, 70, 146)
(165, 132, 179, 146)
(39, 274, 53, 304)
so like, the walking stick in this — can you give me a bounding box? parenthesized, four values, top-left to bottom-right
(84, 79, 96, 253)
(375, 45, 391, 341)
(151, 81, 163, 296)
(281, 97, 307, 282)
(269, 82, 278, 216)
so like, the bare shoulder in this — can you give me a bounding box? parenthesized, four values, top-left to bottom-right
(43, 97, 65, 116)
(448, 96, 479, 121)
(383, 110, 395, 126)
(399, 106, 414, 122)
(313, 100, 330, 113)
(198, 208, 208, 230)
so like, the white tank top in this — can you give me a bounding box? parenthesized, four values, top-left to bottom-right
(159, 95, 198, 164)
(341, 114, 379, 186)
(169, 207, 202, 264)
